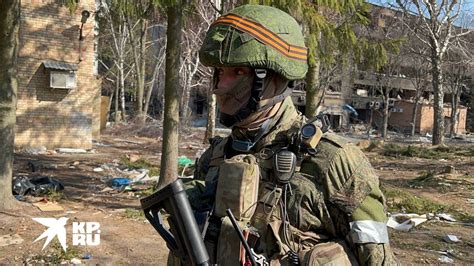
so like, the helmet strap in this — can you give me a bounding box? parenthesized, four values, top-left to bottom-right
(231, 117, 273, 152)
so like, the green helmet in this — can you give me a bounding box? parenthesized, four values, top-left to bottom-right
(199, 5, 308, 80)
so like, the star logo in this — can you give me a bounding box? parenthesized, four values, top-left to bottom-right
(33, 217, 69, 251)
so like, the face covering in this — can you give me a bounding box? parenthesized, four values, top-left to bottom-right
(213, 74, 254, 116)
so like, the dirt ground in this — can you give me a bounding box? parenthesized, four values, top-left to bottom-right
(0, 124, 472, 265)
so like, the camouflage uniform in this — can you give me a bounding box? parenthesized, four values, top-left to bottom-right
(185, 97, 396, 265)
(180, 4, 396, 265)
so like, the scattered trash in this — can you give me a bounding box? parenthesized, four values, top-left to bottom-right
(387, 213, 428, 232)
(443, 234, 460, 243)
(14, 195, 25, 201)
(438, 255, 454, 264)
(57, 148, 88, 154)
(443, 166, 456, 174)
(418, 137, 430, 143)
(33, 200, 64, 212)
(426, 132, 432, 138)
(436, 213, 456, 222)
(12, 176, 64, 196)
(23, 146, 47, 155)
(127, 154, 141, 163)
(82, 253, 92, 260)
(0, 234, 24, 247)
(467, 199, 474, 204)
(100, 187, 114, 193)
(110, 178, 130, 187)
(70, 258, 82, 265)
(178, 156, 194, 166)
(27, 161, 58, 172)
(93, 167, 104, 172)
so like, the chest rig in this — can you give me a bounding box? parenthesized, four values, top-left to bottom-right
(198, 114, 331, 265)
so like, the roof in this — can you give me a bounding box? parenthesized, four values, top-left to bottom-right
(43, 60, 78, 71)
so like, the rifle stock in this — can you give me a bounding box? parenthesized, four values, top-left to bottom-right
(141, 179, 209, 266)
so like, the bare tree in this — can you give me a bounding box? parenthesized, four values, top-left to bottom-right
(98, 1, 131, 122)
(179, 3, 215, 126)
(445, 60, 470, 137)
(407, 53, 430, 136)
(395, 0, 473, 145)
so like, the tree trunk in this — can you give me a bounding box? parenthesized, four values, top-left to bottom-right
(0, 0, 20, 210)
(431, 51, 444, 145)
(119, 60, 127, 122)
(128, 18, 147, 123)
(205, 91, 216, 144)
(115, 77, 120, 122)
(450, 91, 459, 138)
(305, 60, 322, 118)
(411, 101, 419, 136)
(158, 2, 183, 189)
(382, 95, 389, 139)
(204, 0, 221, 143)
(138, 19, 147, 123)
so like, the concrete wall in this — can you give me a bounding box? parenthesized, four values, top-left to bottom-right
(15, 0, 99, 149)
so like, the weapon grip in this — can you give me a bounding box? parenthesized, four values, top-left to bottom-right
(141, 179, 209, 266)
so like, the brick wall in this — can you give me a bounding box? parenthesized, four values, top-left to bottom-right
(15, 0, 99, 149)
(388, 100, 467, 135)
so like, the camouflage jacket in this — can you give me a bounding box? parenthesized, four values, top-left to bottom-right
(184, 97, 396, 265)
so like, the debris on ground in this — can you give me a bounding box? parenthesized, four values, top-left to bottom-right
(178, 156, 194, 166)
(12, 176, 64, 196)
(438, 255, 454, 264)
(443, 234, 460, 243)
(70, 258, 82, 264)
(436, 213, 457, 222)
(110, 177, 131, 188)
(27, 161, 58, 172)
(33, 199, 64, 212)
(443, 165, 456, 174)
(22, 146, 48, 155)
(387, 213, 428, 231)
(0, 234, 24, 247)
(57, 148, 88, 153)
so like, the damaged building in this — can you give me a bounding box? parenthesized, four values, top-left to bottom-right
(291, 3, 471, 135)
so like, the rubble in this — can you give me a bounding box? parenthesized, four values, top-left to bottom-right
(57, 148, 89, 153)
(443, 234, 460, 243)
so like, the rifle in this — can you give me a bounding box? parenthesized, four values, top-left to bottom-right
(140, 179, 209, 266)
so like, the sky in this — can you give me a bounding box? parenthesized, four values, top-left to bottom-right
(366, 0, 474, 28)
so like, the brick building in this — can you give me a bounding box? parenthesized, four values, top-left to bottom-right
(15, 0, 100, 149)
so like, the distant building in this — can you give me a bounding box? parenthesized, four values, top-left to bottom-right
(291, 3, 471, 135)
(15, 0, 101, 149)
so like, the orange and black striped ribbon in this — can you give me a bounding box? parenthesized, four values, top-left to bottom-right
(212, 13, 308, 61)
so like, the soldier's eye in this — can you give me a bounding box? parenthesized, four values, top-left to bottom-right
(236, 69, 245, 75)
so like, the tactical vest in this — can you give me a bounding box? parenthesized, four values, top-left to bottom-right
(196, 116, 357, 265)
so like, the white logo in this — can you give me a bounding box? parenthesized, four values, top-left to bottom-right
(33, 218, 101, 251)
(33, 218, 69, 251)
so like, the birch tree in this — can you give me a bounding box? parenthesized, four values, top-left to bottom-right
(395, 0, 473, 145)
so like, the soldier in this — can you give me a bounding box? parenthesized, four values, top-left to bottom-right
(180, 4, 397, 265)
